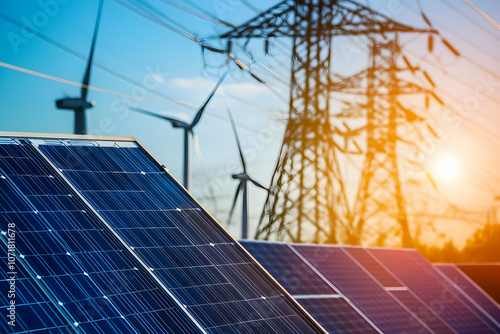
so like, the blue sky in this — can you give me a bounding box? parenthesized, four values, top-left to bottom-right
(1, 0, 500, 245)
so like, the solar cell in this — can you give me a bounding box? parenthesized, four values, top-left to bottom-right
(369, 248, 496, 333)
(36, 139, 324, 334)
(291, 244, 432, 333)
(0, 140, 200, 333)
(240, 241, 335, 295)
(435, 264, 500, 329)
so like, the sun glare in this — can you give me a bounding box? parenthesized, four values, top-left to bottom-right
(436, 155, 460, 180)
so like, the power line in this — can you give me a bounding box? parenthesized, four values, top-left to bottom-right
(439, 0, 500, 39)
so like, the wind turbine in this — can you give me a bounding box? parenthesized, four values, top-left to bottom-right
(131, 72, 227, 191)
(56, 0, 103, 135)
(226, 107, 268, 239)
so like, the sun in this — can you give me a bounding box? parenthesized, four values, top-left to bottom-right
(436, 155, 460, 180)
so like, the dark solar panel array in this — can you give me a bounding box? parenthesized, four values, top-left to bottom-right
(240, 241, 334, 295)
(37, 140, 323, 334)
(292, 245, 431, 333)
(369, 248, 497, 333)
(0, 140, 200, 333)
(240, 241, 379, 334)
(435, 264, 500, 330)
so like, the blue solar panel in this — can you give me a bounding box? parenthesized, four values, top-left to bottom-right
(369, 248, 497, 333)
(387, 289, 455, 333)
(0, 140, 200, 333)
(297, 297, 379, 334)
(291, 244, 431, 333)
(240, 241, 380, 333)
(240, 241, 335, 295)
(344, 247, 403, 288)
(435, 264, 500, 330)
(37, 139, 324, 334)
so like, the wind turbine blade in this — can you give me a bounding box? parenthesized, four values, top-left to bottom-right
(227, 181, 243, 227)
(81, 0, 103, 101)
(249, 178, 268, 191)
(189, 71, 228, 129)
(226, 106, 247, 172)
(192, 131, 218, 214)
(130, 107, 184, 125)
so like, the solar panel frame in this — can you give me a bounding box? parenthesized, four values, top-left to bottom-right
(25, 133, 327, 334)
(0, 136, 204, 333)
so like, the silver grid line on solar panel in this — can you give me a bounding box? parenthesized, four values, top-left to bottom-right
(287, 243, 383, 333)
(435, 264, 500, 329)
(30, 139, 209, 334)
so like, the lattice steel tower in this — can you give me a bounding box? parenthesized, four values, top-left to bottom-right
(221, 0, 433, 243)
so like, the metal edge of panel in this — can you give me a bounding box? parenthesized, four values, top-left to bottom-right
(0, 131, 136, 142)
(28, 141, 207, 334)
(134, 139, 329, 334)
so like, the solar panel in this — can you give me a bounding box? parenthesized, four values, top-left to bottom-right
(344, 247, 403, 288)
(435, 264, 500, 329)
(240, 241, 380, 333)
(387, 289, 455, 333)
(291, 244, 431, 333)
(35, 138, 324, 334)
(296, 297, 379, 334)
(0, 139, 200, 333)
(240, 241, 335, 295)
(369, 248, 497, 333)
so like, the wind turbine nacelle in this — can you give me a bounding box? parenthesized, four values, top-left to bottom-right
(56, 98, 95, 110)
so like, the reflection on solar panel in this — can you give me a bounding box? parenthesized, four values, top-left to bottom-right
(33, 137, 324, 333)
(369, 248, 497, 333)
(435, 264, 500, 329)
(240, 241, 379, 334)
(0, 139, 200, 333)
(292, 245, 432, 333)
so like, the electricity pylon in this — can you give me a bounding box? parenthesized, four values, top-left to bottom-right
(333, 36, 443, 246)
(220, 0, 434, 243)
